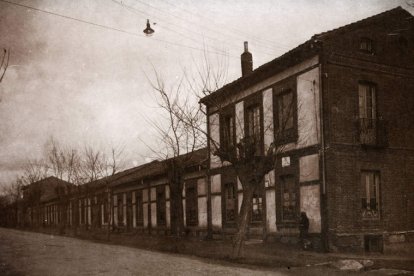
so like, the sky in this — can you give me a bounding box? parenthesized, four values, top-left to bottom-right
(0, 0, 413, 187)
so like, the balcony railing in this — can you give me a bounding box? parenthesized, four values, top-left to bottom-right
(358, 118, 388, 147)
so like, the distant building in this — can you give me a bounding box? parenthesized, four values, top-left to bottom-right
(21, 176, 74, 227)
(200, 7, 414, 252)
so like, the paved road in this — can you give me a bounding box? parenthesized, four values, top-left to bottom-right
(0, 228, 287, 276)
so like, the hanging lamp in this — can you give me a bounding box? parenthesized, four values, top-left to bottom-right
(143, 19, 154, 36)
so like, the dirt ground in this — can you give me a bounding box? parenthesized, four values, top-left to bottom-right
(0, 228, 285, 276)
(0, 227, 412, 276)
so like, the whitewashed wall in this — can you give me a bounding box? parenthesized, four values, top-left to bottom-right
(296, 67, 320, 148)
(263, 88, 274, 152)
(211, 174, 222, 228)
(197, 178, 208, 228)
(150, 187, 156, 227)
(207, 57, 321, 236)
(209, 113, 221, 168)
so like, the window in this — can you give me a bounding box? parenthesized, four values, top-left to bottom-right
(156, 186, 166, 226)
(126, 192, 133, 228)
(361, 171, 380, 219)
(224, 183, 237, 223)
(251, 193, 263, 222)
(359, 82, 378, 144)
(85, 198, 90, 225)
(246, 104, 262, 154)
(117, 196, 123, 226)
(274, 88, 296, 143)
(360, 37, 374, 53)
(277, 92, 294, 131)
(80, 199, 85, 224)
(185, 181, 198, 226)
(102, 195, 108, 224)
(221, 114, 235, 150)
(280, 175, 297, 222)
(135, 190, 143, 226)
(358, 83, 376, 120)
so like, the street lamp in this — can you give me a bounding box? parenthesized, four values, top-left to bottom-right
(143, 19, 154, 36)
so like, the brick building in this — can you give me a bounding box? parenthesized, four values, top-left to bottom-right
(200, 7, 414, 252)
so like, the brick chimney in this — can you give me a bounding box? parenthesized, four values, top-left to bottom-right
(241, 41, 253, 76)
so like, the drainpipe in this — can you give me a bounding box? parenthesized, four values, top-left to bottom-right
(206, 105, 213, 239)
(319, 60, 329, 252)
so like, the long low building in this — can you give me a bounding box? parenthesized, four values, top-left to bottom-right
(2, 148, 209, 237)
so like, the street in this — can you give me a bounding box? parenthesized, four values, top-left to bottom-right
(0, 228, 288, 276)
(2, 228, 412, 276)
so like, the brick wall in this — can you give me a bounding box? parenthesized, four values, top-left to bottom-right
(321, 16, 414, 250)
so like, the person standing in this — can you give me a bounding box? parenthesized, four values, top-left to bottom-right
(299, 212, 310, 249)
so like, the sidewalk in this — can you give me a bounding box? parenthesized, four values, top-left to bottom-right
(26, 227, 414, 273)
(70, 229, 414, 272)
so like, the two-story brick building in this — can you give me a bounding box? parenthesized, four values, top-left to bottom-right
(200, 7, 414, 252)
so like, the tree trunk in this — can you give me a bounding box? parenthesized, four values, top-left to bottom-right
(231, 185, 254, 259)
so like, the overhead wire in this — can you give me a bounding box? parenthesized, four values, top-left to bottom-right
(112, 0, 278, 58)
(127, 0, 290, 54)
(152, 0, 295, 51)
(0, 0, 237, 59)
(110, 0, 231, 57)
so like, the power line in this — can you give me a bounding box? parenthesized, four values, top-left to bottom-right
(154, 0, 294, 51)
(0, 0, 236, 59)
(128, 0, 288, 56)
(113, 0, 277, 57)
(111, 0, 232, 56)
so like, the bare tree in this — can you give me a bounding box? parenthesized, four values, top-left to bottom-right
(1, 177, 24, 227)
(80, 146, 106, 183)
(20, 159, 48, 186)
(145, 54, 220, 236)
(0, 48, 10, 102)
(148, 50, 306, 258)
(95, 145, 125, 240)
(0, 48, 9, 83)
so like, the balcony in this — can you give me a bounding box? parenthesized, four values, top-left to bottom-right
(358, 118, 388, 147)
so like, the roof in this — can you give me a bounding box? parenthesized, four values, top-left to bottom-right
(313, 6, 412, 40)
(82, 147, 208, 190)
(200, 6, 412, 106)
(23, 176, 74, 203)
(109, 147, 208, 187)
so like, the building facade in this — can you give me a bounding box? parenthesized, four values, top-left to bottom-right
(2, 149, 209, 237)
(200, 7, 414, 252)
(1, 7, 413, 254)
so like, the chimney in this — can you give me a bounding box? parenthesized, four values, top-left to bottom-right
(241, 41, 253, 76)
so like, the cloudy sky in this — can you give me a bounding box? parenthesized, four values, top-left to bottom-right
(0, 0, 412, 186)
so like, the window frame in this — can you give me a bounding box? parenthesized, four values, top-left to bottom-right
(102, 194, 108, 224)
(117, 195, 123, 226)
(185, 179, 199, 227)
(361, 170, 381, 220)
(251, 192, 263, 223)
(223, 182, 237, 224)
(219, 106, 236, 152)
(135, 190, 144, 226)
(273, 79, 298, 145)
(358, 81, 377, 120)
(279, 175, 298, 223)
(359, 37, 375, 54)
(244, 95, 263, 155)
(156, 186, 167, 226)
